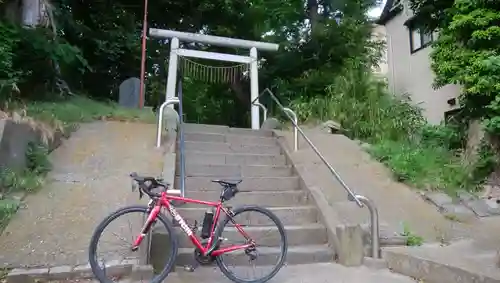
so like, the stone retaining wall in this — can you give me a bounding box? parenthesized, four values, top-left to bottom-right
(0, 117, 77, 170)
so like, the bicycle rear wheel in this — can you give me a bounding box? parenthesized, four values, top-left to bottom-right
(89, 206, 178, 283)
(214, 205, 288, 283)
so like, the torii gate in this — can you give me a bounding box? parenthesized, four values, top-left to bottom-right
(149, 28, 280, 130)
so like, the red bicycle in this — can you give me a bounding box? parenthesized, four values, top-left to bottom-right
(89, 173, 288, 283)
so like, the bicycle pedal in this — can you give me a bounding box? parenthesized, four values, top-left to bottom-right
(184, 265, 196, 272)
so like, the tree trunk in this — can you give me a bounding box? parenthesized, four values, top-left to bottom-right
(307, 0, 319, 34)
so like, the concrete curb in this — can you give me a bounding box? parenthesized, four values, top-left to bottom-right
(272, 131, 339, 261)
(362, 256, 388, 270)
(383, 248, 500, 283)
(5, 259, 153, 283)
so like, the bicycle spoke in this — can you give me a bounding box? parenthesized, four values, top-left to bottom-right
(89, 206, 177, 283)
(216, 207, 286, 283)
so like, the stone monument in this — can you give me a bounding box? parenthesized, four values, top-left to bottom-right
(119, 77, 141, 108)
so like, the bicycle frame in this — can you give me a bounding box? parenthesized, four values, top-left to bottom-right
(132, 191, 254, 257)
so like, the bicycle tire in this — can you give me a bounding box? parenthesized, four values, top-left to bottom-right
(214, 205, 288, 283)
(88, 206, 178, 283)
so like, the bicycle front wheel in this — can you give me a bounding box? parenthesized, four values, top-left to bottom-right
(88, 206, 178, 283)
(214, 205, 288, 283)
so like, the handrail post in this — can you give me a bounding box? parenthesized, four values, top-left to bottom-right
(156, 98, 180, 148)
(253, 102, 267, 122)
(351, 194, 380, 258)
(283, 107, 298, 151)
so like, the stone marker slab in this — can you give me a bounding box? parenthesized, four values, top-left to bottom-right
(439, 203, 476, 222)
(119, 77, 141, 108)
(261, 117, 282, 130)
(422, 192, 453, 209)
(465, 198, 500, 217)
(456, 190, 476, 203)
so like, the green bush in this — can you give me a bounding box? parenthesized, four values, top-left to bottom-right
(0, 20, 89, 103)
(290, 67, 482, 195)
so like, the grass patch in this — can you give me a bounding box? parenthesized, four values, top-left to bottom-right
(22, 95, 156, 127)
(368, 140, 473, 194)
(291, 68, 483, 195)
(400, 222, 424, 246)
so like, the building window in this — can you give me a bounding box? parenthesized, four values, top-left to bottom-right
(409, 26, 433, 53)
(444, 108, 462, 125)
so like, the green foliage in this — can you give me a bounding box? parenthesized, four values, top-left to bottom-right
(0, 198, 20, 231)
(22, 96, 156, 127)
(291, 69, 424, 143)
(470, 140, 498, 182)
(419, 124, 466, 150)
(369, 140, 473, 194)
(0, 167, 44, 195)
(0, 20, 88, 102)
(291, 64, 480, 194)
(0, 143, 50, 230)
(410, 0, 500, 135)
(26, 142, 52, 176)
(400, 222, 424, 246)
(0, 142, 51, 198)
(0, 0, 380, 126)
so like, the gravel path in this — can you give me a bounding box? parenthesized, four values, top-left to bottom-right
(0, 122, 164, 268)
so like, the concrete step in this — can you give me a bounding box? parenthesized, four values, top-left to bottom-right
(173, 224, 327, 248)
(181, 151, 287, 166)
(176, 206, 319, 226)
(181, 164, 293, 178)
(183, 124, 274, 137)
(383, 240, 500, 283)
(176, 245, 334, 266)
(182, 190, 310, 207)
(184, 141, 281, 155)
(184, 132, 277, 146)
(176, 176, 300, 191)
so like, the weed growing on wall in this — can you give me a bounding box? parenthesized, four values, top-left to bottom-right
(0, 142, 51, 230)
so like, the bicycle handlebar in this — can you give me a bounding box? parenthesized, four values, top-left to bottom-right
(129, 172, 170, 198)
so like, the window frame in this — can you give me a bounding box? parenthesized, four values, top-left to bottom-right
(405, 17, 435, 54)
(408, 25, 434, 54)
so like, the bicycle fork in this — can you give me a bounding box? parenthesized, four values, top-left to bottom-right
(131, 204, 160, 251)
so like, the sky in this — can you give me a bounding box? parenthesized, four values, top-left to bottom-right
(367, 0, 387, 19)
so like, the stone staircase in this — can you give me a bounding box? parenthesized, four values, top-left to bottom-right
(172, 123, 334, 265)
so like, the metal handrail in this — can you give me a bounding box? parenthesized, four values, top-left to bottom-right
(252, 89, 364, 204)
(283, 108, 298, 151)
(254, 102, 268, 121)
(252, 88, 380, 258)
(251, 101, 297, 151)
(352, 195, 380, 258)
(156, 97, 180, 148)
